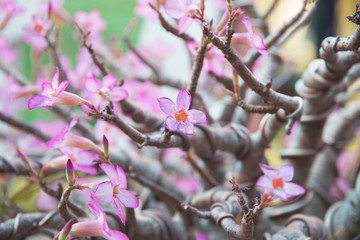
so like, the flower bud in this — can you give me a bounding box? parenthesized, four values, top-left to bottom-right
(66, 159, 76, 186)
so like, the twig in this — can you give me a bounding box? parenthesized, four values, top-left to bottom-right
(124, 35, 160, 79)
(202, 23, 299, 113)
(119, 99, 163, 131)
(157, 11, 195, 42)
(186, 153, 219, 188)
(187, 40, 208, 108)
(0, 112, 51, 142)
(229, 176, 249, 216)
(244, 0, 308, 69)
(263, 0, 280, 19)
(130, 172, 184, 212)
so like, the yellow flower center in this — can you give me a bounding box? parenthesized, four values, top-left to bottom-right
(174, 109, 188, 123)
(272, 177, 284, 189)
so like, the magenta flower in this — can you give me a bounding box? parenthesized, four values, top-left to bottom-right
(94, 163, 139, 225)
(28, 67, 94, 110)
(232, 17, 269, 56)
(187, 41, 226, 77)
(47, 118, 104, 155)
(84, 75, 128, 112)
(71, 195, 129, 240)
(256, 163, 306, 201)
(164, 0, 201, 34)
(157, 89, 207, 135)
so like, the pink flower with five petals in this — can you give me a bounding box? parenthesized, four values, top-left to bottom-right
(164, 0, 201, 34)
(232, 17, 269, 56)
(94, 163, 139, 225)
(84, 75, 128, 112)
(157, 89, 207, 135)
(28, 67, 94, 110)
(256, 163, 306, 201)
(47, 118, 104, 155)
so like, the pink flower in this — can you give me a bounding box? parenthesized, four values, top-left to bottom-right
(71, 195, 129, 240)
(94, 163, 139, 225)
(74, 10, 106, 51)
(47, 118, 104, 155)
(157, 89, 207, 135)
(84, 75, 128, 112)
(176, 176, 201, 194)
(28, 67, 93, 110)
(187, 41, 226, 77)
(135, 0, 164, 19)
(42, 147, 99, 175)
(231, 17, 269, 56)
(164, 0, 201, 34)
(22, 15, 53, 51)
(256, 163, 305, 201)
(38, 0, 70, 24)
(66, 60, 93, 91)
(123, 79, 162, 114)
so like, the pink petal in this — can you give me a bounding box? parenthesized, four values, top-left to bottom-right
(100, 163, 120, 185)
(207, 57, 225, 77)
(113, 198, 126, 225)
(69, 118, 78, 129)
(85, 76, 102, 92)
(41, 81, 53, 96)
(116, 166, 127, 188)
(241, 17, 253, 34)
(178, 17, 192, 34)
(250, 33, 269, 55)
(157, 97, 177, 115)
(279, 163, 294, 182)
(51, 67, 60, 89)
(232, 32, 251, 42)
(272, 188, 288, 200)
(165, 7, 185, 19)
(94, 181, 114, 203)
(283, 182, 306, 199)
(256, 175, 272, 190)
(165, 116, 179, 131)
(115, 189, 139, 208)
(176, 89, 191, 110)
(103, 229, 129, 240)
(111, 87, 128, 102)
(28, 95, 53, 110)
(56, 81, 69, 96)
(259, 163, 278, 178)
(178, 121, 194, 135)
(187, 41, 199, 56)
(74, 164, 98, 175)
(102, 75, 117, 90)
(188, 109, 206, 124)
